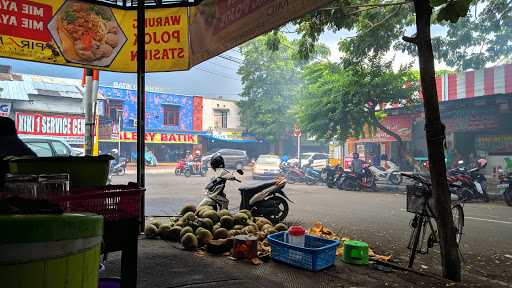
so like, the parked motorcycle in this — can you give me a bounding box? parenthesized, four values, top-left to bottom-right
(322, 165, 342, 188)
(184, 161, 208, 177)
(497, 169, 512, 206)
(447, 159, 489, 202)
(304, 165, 322, 185)
(336, 167, 376, 191)
(367, 160, 403, 185)
(174, 159, 186, 176)
(280, 162, 306, 184)
(198, 169, 292, 224)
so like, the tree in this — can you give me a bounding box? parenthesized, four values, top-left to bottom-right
(238, 33, 328, 153)
(290, 0, 475, 281)
(296, 56, 418, 161)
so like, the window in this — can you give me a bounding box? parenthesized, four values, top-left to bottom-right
(163, 105, 180, 126)
(26, 142, 53, 157)
(214, 110, 228, 129)
(51, 141, 70, 156)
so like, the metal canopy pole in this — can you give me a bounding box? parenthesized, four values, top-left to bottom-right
(137, 0, 146, 221)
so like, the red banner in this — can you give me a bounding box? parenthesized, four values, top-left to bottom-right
(356, 114, 413, 143)
(15, 112, 85, 137)
(0, 0, 53, 42)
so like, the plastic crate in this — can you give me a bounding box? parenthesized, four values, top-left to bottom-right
(267, 231, 339, 272)
(406, 185, 434, 217)
(8, 156, 113, 188)
(49, 184, 144, 221)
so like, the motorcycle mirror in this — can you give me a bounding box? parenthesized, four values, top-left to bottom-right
(236, 169, 244, 175)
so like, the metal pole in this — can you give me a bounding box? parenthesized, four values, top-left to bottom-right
(137, 0, 146, 229)
(84, 69, 94, 156)
(297, 134, 301, 169)
(118, 111, 122, 154)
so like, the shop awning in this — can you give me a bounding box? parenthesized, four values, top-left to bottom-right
(201, 134, 259, 143)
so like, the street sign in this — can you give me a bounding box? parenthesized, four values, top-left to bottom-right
(294, 128, 302, 137)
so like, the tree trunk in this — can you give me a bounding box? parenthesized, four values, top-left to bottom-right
(370, 112, 403, 166)
(412, 0, 461, 281)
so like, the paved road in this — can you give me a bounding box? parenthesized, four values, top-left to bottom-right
(113, 171, 512, 286)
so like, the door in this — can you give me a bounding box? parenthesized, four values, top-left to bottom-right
(51, 141, 71, 156)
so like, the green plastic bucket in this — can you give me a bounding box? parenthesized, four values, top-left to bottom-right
(0, 214, 103, 288)
(8, 156, 113, 188)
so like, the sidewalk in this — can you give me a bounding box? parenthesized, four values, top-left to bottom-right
(99, 238, 470, 288)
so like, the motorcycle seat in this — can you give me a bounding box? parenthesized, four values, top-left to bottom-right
(239, 181, 276, 193)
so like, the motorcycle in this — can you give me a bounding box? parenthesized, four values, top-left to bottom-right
(367, 160, 403, 185)
(303, 165, 322, 185)
(322, 165, 342, 188)
(174, 159, 186, 176)
(184, 161, 208, 177)
(110, 157, 127, 176)
(198, 169, 292, 224)
(497, 169, 512, 206)
(447, 160, 489, 202)
(336, 167, 376, 191)
(280, 162, 306, 184)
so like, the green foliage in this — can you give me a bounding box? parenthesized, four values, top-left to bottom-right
(296, 55, 418, 142)
(238, 33, 328, 145)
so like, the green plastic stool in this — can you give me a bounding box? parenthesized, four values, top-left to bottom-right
(343, 240, 369, 265)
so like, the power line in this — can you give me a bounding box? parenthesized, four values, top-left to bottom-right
(193, 66, 241, 81)
(206, 59, 240, 72)
(218, 54, 242, 64)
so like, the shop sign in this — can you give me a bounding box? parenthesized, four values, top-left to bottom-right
(356, 115, 412, 143)
(112, 131, 198, 144)
(15, 112, 85, 137)
(476, 135, 512, 154)
(0, 101, 11, 117)
(0, 0, 188, 72)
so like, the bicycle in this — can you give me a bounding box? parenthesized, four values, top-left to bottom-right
(402, 173, 465, 268)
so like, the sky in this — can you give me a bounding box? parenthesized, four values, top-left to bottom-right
(0, 25, 449, 101)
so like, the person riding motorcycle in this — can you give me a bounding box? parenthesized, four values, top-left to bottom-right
(350, 152, 369, 180)
(111, 149, 120, 165)
(205, 155, 237, 209)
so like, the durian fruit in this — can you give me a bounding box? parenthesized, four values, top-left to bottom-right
(168, 226, 182, 242)
(198, 218, 214, 231)
(256, 218, 272, 230)
(227, 229, 241, 238)
(213, 227, 229, 239)
(158, 224, 172, 240)
(181, 212, 197, 223)
(180, 226, 194, 239)
(180, 205, 196, 216)
(213, 223, 221, 232)
(144, 224, 159, 239)
(262, 224, 273, 232)
(181, 233, 198, 251)
(150, 220, 162, 229)
(239, 209, 252, 220)
(233, 225, 244, 230)
(217, 209, 231, 218)
(233, 213, 249, 226)
(196, 205, 213, 217)
(196, 229, 213, 246)
(203, 210, 220, 223)
(274, 223, 288, 232)
(219, 216, 235, 229)
(174, 221, 185, 228)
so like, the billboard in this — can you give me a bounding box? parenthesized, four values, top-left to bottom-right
(101, 131, 199, 144)
(0, 0, 188, 72)
(15, 111, 85, 144)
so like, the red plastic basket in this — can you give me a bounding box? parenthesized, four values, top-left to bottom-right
(49, 183, 144, 221)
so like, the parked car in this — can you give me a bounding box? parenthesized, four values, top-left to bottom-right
(289, 152, 328, 169)
(19, 136, 81, 157)
(253, 155, 281, 180)
(202, 149, 248, 170)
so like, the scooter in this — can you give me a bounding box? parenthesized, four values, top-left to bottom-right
(197, 169, 292, 224)
(367, 160, 403, 185)
(280, 162, 306, 184)
(336, 167, 376, 191)
(322, 165, 342, 188)
(174, 159, 186, 176)
(184, 161, 208, 177)
(303, 165, 322, 185)
(448, 160, 489, 202)
(497, 169, 512, 206)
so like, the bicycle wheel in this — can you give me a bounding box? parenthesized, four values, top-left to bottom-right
(408, 215, 425, 268)
(451, 204, 464, 244)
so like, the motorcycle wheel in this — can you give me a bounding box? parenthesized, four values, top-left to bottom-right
(117, 167, 126, 176)
(200, 168, 208, 177)
(305, 177, 317, 185)
(504, 188, 512, 206)
(174, 168, 181, 176)
(184, 169, 191, 177)
(389, 172, 403, 185)
(286, 175, 297, 184)
(327, 181, 335, 189)
(265, 196, 289, 224)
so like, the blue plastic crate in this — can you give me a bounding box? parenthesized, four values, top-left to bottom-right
(267, 231, 340, 272)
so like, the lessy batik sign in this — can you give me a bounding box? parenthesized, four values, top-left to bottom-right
(105, 131, 199, 144)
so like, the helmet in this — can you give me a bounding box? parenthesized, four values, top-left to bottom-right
(111, 149, 118, 154)
(195, 150, 201, 155)
(477, 159, 487, 168)
(353, 152, 359, 159)
(210, 154, 225, 169)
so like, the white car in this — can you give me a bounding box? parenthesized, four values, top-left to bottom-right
(289, 153, 329, 169)
(20, 136, 81, 157)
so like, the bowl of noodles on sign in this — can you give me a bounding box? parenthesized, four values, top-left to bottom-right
(48, 1, 127, 67)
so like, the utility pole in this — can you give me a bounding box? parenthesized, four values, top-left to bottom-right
(295, 125, 301, 168)
(83, 69, 94, 156)
(405, 0, 461, 281)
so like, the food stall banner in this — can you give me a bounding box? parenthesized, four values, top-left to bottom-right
(0, 0, 188, 72)
(189, 0, 333, 66)
(356, 115, 413, 143)
(101, 131, 199, 144)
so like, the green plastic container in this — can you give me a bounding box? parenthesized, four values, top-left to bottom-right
(0, 213, 104, 288)
(8, 156, 113, 188)
(343, 240, 369, 265)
